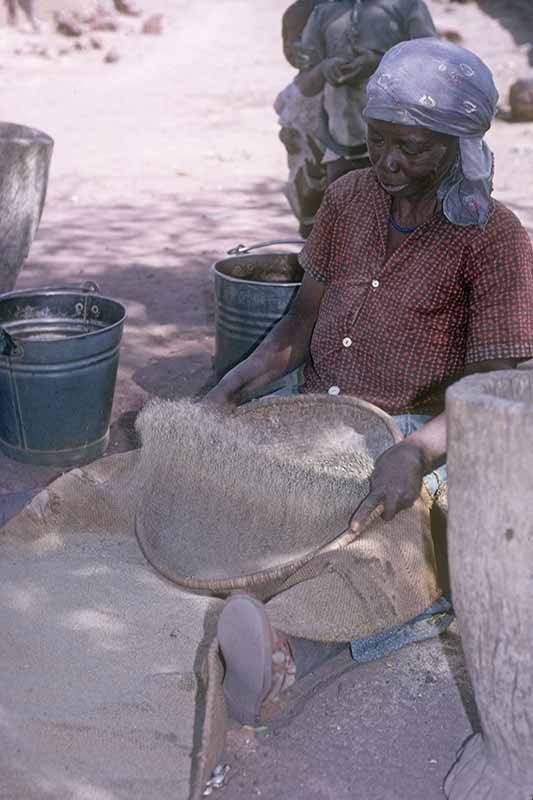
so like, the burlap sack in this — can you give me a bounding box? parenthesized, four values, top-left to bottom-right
(0, 451, 221, 800)
(135, 394, 440, 642)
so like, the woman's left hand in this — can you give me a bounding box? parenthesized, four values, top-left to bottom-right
(349, 442, 426, 534)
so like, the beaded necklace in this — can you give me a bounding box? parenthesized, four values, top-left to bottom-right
(388, 213, 418, 234)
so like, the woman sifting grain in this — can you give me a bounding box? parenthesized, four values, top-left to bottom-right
(206, 38, 533, 724)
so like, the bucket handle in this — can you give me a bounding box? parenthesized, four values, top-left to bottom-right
(31, 280, 100, 294)
(227, 239, 305, 255)
(0, 281, 100, 357)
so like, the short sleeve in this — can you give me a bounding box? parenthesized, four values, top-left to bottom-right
(300, 7, 327, 67)
(298, 182, 342, 284)
(465, 209, 533, 364)
(404, 0, 437, 39)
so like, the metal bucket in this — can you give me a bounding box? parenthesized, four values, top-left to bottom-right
(212, 239, 304, 394)
(0, 282, 127, 467)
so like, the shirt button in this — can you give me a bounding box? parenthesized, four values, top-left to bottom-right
(328, 385, 341, 396)
(342, 337, 352, 348)
(371, 279, 380, 288)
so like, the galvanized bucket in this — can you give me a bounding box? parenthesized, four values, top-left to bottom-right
(212, 239, 304, 395)
(0, 282, 127, 467)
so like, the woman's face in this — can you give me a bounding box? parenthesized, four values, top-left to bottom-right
(366, 119, 459, 199)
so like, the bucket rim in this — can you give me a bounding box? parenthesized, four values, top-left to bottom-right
(0, 122, 54, 148)
(211, 259, 303, 289)
(0, 286, 127, 345)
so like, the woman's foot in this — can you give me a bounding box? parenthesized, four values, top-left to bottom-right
(217, 594, 295, 725)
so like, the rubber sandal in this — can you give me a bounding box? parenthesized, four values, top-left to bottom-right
(217, 594, 275, 725)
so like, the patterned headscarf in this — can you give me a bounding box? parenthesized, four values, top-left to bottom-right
(364, 39, 499, 227)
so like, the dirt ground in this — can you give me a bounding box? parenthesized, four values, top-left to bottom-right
(0, 0, 532, 798)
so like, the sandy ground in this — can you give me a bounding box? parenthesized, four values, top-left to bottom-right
(0, 0, 532, 798)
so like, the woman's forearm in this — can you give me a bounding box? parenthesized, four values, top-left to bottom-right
(206, 274, 325, 405)
(402, 412, 447, 470)
(213, 309, 313, 403)
(394, 359, 520, 470)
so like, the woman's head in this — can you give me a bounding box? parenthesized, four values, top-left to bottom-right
(364, 39, 498, 226)
(367, 119, 459, 200)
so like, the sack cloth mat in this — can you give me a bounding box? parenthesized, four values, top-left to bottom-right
(0, 395, 447, 799)
(0, 451, 222, 800)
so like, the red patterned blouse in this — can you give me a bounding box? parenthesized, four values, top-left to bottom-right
(299, 168, 533, 414)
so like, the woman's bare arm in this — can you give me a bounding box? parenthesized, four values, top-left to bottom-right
(204, 274, 325, 406)
(349, 357, 520, 532)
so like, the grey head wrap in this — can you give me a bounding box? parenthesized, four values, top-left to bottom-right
(364, 38, 499, 228)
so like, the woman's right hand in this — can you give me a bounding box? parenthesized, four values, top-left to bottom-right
(202, 275, 325, 409)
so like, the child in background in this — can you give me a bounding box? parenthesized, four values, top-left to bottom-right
(297, 0, 437, 183)
(276, 1, 333, 237)
(5, 0, 38, 32)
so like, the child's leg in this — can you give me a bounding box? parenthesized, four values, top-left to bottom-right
(5, 0, 17, 25)
(18, 0, 38, 30)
